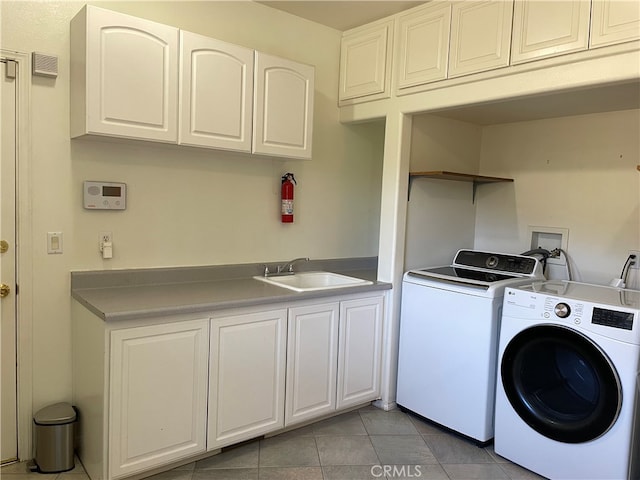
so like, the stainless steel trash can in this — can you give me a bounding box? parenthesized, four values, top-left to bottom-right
(33, 402, 76, 473)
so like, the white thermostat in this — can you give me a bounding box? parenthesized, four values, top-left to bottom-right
(83, 181, 126, 210)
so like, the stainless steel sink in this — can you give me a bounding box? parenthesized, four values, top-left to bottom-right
(253, 271, 373, 292)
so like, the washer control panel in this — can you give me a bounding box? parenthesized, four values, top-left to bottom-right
(453, 250, 540, 275)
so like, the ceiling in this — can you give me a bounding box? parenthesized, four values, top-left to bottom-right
(257, 1, 423, 31)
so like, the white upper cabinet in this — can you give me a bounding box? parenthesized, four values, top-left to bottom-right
(395, 2, 452, 92)
(590, 0, 640, 48)
(179, 31, 254, 152)
(253, 53, 315, 160)
(511, 0, 590, 64)
(448, 0, 514, 78)
(339, 19, 394, 103)
(71, 5, 179, 142)
(71, 6, 314, 159)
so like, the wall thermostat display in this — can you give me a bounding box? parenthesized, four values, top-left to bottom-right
(83, 181, 126, 210)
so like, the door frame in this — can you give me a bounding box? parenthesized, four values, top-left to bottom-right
(1, 49, 33, 461)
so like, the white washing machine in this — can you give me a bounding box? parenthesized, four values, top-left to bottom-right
(396, 250, 544, 444)
(496, 281, 640, 480)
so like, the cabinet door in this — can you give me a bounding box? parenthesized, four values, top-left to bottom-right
(449, 0, 514, 78)
(337, 296, 384, 409)
(511, 0, 590, 64)
(253, 53, 314, 159)
(72, 6, 179, 142)
(109, 319, 209, 479)
(339, 19, 394, 102)
(179, 31, 254, 151)
(395, 2, 452, 92)
(285, 303, 339, 426)
(590, 0, 640, 48)
(209, 309, 287, 449)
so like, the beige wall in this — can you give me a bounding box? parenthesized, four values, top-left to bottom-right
(405, 109, 640, 287)
(475, 109, 640, 287)
(1, 1, 384, 410)
(404, 114, 482, 269)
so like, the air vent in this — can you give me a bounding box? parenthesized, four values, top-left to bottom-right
(32, 52, 58, 78)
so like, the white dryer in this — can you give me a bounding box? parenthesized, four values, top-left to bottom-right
(496, 281, 640, 480)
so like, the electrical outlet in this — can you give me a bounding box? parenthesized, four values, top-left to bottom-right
(629, 250, 640, 269)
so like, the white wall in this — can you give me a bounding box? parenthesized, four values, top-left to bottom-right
(405, 109, 640, 288)
(404, 114, 481, 269)
(475, 109, 640, 287)
(1, 1, 384, 411)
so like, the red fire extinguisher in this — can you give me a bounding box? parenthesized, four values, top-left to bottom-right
(281, 173, 296, 223)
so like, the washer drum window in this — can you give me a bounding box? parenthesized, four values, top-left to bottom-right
(501, 325, 622, 443)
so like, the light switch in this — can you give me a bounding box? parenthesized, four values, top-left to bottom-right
(47, 232, 63, 254)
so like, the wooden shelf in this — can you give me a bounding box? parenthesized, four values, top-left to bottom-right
(408, 171, 514, 203)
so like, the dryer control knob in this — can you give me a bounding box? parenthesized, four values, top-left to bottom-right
(554, 303, 571, 318)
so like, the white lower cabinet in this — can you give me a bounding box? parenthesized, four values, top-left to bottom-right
(208, 308, 287, 449)
(285, 295, 384, 425)
(108, 319, 209, 478)
(72, 292, 384, 480)
(285, 302, 340, 425)
(337, 296, 384, 409)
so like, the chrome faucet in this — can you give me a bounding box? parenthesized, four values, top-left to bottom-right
(276, 257, 309, 275)
(262, 257, 310, 277)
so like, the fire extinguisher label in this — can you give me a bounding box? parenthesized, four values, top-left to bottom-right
(282, 200, 293, 215)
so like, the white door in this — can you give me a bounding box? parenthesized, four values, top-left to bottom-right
(109, 319, 209, 478)
(71, 5, 179, 142)
(253, 52, 314, 159)
(285, 302, 339, 426)
(511, 0, 590, 65)
(1, 57, 18, 464)
(448, 0, 514, 78)
(179, 31, 254, 152)
(208, 309, 287, 449)
(337, 296, 383, 409)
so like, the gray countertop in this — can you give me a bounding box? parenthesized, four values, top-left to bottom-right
(71, 258, 391, 322)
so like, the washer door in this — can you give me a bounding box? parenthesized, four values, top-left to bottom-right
(501, 325, 622, 443)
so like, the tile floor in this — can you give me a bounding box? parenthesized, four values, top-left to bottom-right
(1, 405, 545, 480)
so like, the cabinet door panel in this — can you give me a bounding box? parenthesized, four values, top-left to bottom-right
(511, 0, 589, 64)
(85, 6, 178, 142)
(396, 3, 451, 91)
(109, 320, 209, 478)
(591, 0, 640, 48)
(253, 53, 314, 159)
(209, 309, 287, 449)
(286, 303, 339, 425)
(339, 20, 393, 101)
(337, 297, 383, 409)
(449, 0, 514, 78)
(180, 31, 254, 151)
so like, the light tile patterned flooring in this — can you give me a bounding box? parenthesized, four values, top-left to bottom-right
(1, 405, 545, 480)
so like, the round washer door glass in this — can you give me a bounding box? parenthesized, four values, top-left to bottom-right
(501, 325, 622, 443)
